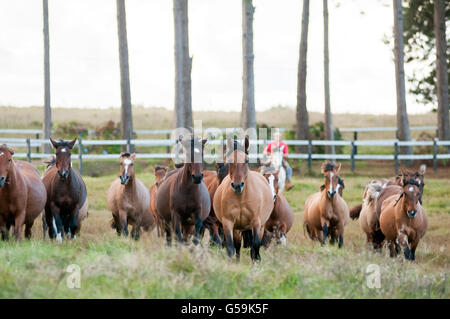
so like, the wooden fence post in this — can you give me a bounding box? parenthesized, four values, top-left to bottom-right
(433, 138, 438, 172)
(166, 133, 171, 154)
(36, 133, 40, 153)
(127, 139, 131, 153)
(308, 140, 312, 173)
(353, 131, 358, 155)
(351, 141, 355, 172)
(394, 141, 399, 174)
(26, 138, 31, 163)
(78, 138, 83, 175)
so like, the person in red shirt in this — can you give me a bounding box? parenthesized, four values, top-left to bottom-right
(263, 131, 294, 191)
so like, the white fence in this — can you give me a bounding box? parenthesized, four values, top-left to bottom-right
(1, 135, 449, 174)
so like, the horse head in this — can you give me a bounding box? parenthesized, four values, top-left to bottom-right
(226, 136, 249, 195)
(154, 165, 168, 187)
(178, 135, 207, 184)
(50, 138, 76, 181)
(321, 160, 341, 199)
(119, 152, 136, 185)
(397, 176, 421, 219)
(0, 144, 15, 188)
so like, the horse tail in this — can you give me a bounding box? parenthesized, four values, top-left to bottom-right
(349, 203, 363, 220)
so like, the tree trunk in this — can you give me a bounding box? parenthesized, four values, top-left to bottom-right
(434, 0, 449, 142)
(174, 0, 192, 130)
(296, 0, 310, 153)
(393, 0, 412, 158)
(116, 0, 133, 152)
(42, 0, 51, 154)
(323, 0, 334, 156)
(241, 0, 256, 130)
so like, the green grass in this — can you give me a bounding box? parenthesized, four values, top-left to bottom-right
(0, 171, 448, 298)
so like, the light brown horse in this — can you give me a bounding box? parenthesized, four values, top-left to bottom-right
(149, 165, 168, 237)
(42, 138, 88, 241)
(379, 175, 428, 260)
(107, 152, 153, 239)
(350, 166, 426, 250)
(261, 168, 294, 247)
(0, 145, 47, 240)
(213, 137, 274, 261)
(303, 161, 349, 247)
(156, 136, 210, 245)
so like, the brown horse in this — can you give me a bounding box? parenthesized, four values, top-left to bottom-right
(156, 136, 210, 245)
(213, 137, 274, 261)
(42, 139, 88, 242)
(261, 168, 294, 247)
(303, 161, 349, 247)
(149, 165, 168, 237)
(0, 145, 47, 240)
(379, 175, 428, 260)
(350, 166, 426, 250)
(107, 152, 153, 239)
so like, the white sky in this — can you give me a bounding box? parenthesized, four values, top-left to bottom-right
(0, 0, 430, 114)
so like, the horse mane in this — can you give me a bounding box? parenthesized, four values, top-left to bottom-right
(121, 152, 131, 158)
(0, 144, 15, 155)
(321, 160, 336, 173)
(43, 156, 56, 168)
(174, 162, 185, 169)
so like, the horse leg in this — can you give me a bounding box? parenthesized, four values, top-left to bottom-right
(132, 223, 141, 241)
(42, 213, 48, 240)
(410, 239, 419, 261)
(233, 230, 241, 262)
(119, 210, 128, 237)
(13, 210, 26, 241)
(321, 222, 329, 246)
(164, 221, 172, 246)
(24, 221, 34, 239)
(397, 231, 412, 260)
(69, 208, 79, 239)
(222, 221, 235, 259)
(193, 213, 203, 245)
(250, 225, 262, 262)
(0, 216, 8, 241)
(172, 214, 183, 243)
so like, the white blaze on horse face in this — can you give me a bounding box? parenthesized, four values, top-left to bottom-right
(61, 148, 67, 153)
(409, 186, 414, 193)
(0, 152, 4, 157)
(123, 158, 132, 175)
(328, 172, 334, 194)
(268, 174, 276, 200)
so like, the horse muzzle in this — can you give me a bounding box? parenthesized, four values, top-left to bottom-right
(231, 181, 245, 194)
(58, 170, 69, 180)
(327, 190, 336, 199)
(407, 210, 417, 219)
(0, 176, 5, 188)
(120, 175, 130, 185)
(192, 174, 203, 184)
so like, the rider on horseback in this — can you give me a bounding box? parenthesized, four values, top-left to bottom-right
(263, 131, 294, 191)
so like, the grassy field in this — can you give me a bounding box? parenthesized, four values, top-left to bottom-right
(0, 164, 448, 298)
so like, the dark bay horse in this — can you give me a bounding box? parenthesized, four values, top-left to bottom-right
(42, 138, 88, 242)
(107, 152, 153, 239)
(213, 138, 274, 262)
(0, 144, 46, 240)
(156, 136, 210, 245)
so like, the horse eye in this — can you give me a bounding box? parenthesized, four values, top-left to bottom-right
(8, 159, 11, 162)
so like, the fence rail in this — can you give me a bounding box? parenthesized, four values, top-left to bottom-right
(1, 135, 449, 175)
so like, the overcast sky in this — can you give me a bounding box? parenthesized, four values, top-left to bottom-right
(0, 0, 430, 114)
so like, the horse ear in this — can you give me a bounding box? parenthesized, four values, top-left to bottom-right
(130, 153, 136, 160)
(419, 164, 426, 175)
(50, 138, 58, 149)
(335, 162, 341, 174)
(245, 136, 249, 152)
(68, 138, 77, 149)
(120, 152, 125, 158)
(7, 146, 15, 155)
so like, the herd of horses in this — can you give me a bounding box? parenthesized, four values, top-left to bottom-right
(0, 136, 428, 262)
